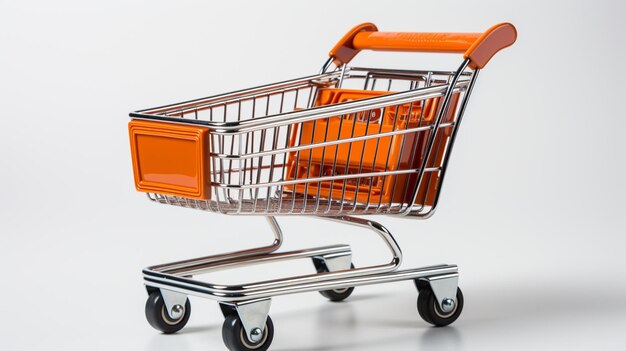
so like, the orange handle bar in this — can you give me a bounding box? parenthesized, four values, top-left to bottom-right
(329, 22, 517, 69)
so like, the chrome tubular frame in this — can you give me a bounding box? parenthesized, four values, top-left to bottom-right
(143, 215, 458, 307)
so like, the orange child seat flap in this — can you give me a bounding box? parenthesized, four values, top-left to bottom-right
(129, 120, 211, 200)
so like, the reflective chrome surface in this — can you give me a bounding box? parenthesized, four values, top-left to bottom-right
(441, 298, 455, 313)
(144, 216, 458, 305)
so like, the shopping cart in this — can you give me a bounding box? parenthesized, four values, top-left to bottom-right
(128, 22, 516, 350)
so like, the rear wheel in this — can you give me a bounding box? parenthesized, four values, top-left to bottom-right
(314, 261, 356, 302)
(417, 286, 464, 327)
(222, 314, 274, 351)
(145, 291, 191, 334)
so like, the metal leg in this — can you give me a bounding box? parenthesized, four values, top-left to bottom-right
(145, 216, 401, 297)
(148, 216, 283, 276)
(322, 215, 403, 268)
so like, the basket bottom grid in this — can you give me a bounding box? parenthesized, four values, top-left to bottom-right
(147, 192, 425, 216)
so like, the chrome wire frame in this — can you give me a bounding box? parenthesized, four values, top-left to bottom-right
(132, 63, 478, 218)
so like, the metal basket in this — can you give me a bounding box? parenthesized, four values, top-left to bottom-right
(132, 67, 474, 217)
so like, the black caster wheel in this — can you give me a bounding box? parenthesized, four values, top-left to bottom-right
(145, 291, 191, 334)
(314, 260, 355, 302)
(222, 314, 274, 351)
(417, 286, 464, 327)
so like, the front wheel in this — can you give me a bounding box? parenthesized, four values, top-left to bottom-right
(222, 314, 274, 351)
(145, 291, 191, 334)
(417, 286, 464, 327)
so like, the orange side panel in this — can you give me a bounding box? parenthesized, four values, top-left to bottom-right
(128, 120, 211, 200)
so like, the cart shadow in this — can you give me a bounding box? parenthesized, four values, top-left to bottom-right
(272, 285, 626, 351)
(273, 296, 455, 351)
(417, 327, 463, 350)
(146, 333, 193, 351)
(149, 286, 626, 350)
(177, 325, 219, 335)
(272, 327, 461, 351)
(153, 294, 385, 338)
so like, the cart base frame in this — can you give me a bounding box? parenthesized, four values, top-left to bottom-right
(143, 216, 460, 344)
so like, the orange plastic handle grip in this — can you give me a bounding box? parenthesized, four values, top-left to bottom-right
(329, 22, 517, 69)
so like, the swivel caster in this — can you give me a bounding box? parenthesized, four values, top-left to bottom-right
(222, 314, 274, 351)
(417, 286, 464, 327)
(145, 291, 191, 334)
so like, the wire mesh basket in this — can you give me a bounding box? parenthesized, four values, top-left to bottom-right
(131, 67, 473, 217)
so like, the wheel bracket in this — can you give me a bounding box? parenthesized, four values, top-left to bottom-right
(160, 288, 189, 320)
(314, 251, 352, 272)
(220, 298, 272, 344)
(421, 273, 459, 312)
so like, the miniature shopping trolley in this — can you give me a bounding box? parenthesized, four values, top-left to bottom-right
(128, 22, 516, 351)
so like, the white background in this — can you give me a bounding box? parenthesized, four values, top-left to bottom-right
(1, 0, 625, 350)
